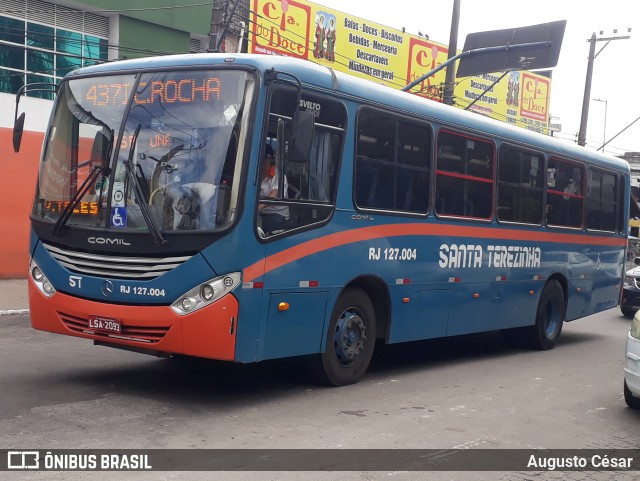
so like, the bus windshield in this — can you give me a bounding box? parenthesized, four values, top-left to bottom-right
(34, 69, 253, 234)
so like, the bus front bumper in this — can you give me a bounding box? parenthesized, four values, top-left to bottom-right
(28, 278, 238, 361)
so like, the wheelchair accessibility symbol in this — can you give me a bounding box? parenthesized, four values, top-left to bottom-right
(111, 207, 127, 228)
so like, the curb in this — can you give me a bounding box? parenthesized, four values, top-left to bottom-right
(0, 309, 29, 316)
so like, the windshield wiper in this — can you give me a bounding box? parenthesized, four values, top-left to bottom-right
(52, 163, 110, 236)
(123, 124, 167, 245)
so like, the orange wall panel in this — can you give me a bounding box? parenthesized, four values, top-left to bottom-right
(0, 128, 43, 279)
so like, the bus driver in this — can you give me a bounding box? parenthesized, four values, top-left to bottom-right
(259, 144, 289, 232)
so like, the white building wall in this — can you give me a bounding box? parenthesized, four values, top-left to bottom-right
(0, 92, 52, 132)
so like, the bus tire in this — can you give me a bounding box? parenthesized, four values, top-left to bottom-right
(314, 287, 376, 386)
(527, 279, 565, 350)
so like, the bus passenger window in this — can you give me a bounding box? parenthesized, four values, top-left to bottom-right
(497, 145, 544, 224)
(436, 131, 494, 219)
(546, 159, 584, 228)
(586, 169, 618, 232)
(355, 107, 430, 214)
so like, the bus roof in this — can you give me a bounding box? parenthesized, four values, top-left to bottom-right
(70, 53, 629, 174)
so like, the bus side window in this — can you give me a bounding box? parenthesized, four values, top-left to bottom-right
(397, 120, 429, 212)
(436, 130, 494, 220)
(497, 145, 544, 224)
(586, 168, 618, 232)
(546, 158, 584, 228)
(355, 107, 430, 214)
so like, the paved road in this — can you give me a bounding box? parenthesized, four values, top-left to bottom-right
(1, 308, 639, 480)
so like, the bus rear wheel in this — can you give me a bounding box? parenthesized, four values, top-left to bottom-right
(314, 287, 376, 386)
(527, 279, 565, 350)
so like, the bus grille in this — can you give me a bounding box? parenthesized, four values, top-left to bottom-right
(59, 312, 170, 344)
(43, 243, 191, 280)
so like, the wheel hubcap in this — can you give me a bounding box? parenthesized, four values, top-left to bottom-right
(334, 309, 367, 367)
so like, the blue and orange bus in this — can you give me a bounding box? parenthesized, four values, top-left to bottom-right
(16, 53, 629, 385)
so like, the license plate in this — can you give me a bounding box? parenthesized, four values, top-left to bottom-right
(88, 315, 121, 334)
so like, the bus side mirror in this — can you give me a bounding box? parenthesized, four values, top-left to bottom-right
(287, 110, 315, 162)
(13, 112, 25, 153)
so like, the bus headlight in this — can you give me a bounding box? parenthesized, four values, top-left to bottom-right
(201, 284, 216, 301)
(181, 297, 197, 311)
(32, 266, 44, 282)
(30, 259, 56, 298)
(631, 313, 640, 340)
(171, 272, 241, 315)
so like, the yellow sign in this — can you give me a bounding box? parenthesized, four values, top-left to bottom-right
(250, 0, 551, 133)
(456, 70, 551, 134)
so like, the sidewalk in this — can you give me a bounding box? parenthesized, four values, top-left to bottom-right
(0, 278, 29, 315)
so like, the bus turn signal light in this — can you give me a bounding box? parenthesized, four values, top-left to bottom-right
(278, 302, 290, 312)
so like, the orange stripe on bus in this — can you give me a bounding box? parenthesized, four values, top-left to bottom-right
(243, 223, 627, 282)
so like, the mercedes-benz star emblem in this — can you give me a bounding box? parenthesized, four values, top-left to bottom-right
(101, 280, 114, 297)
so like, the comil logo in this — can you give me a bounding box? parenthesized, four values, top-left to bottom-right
(252, 0, 311, 58)
(88, 237, 131, 246)
(8, 451, 40, 469)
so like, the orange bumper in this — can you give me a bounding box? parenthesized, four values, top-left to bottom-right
(28, 278, 238, 361)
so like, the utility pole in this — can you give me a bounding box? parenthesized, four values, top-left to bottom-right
(577, 30, 630, 147)
(208, 0, 225, 52)
(443, 0, 461, 105)
(577, 33, 596, 147)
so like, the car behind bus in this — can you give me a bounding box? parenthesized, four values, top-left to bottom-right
(624, 312, 640, 409)
(621, 260, 640, 318)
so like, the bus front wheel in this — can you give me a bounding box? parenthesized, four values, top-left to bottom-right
(314, 287, 376, 386)
(527, 279, 565, 350)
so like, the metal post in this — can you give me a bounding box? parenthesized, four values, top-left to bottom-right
(443, 0, 461, 105)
